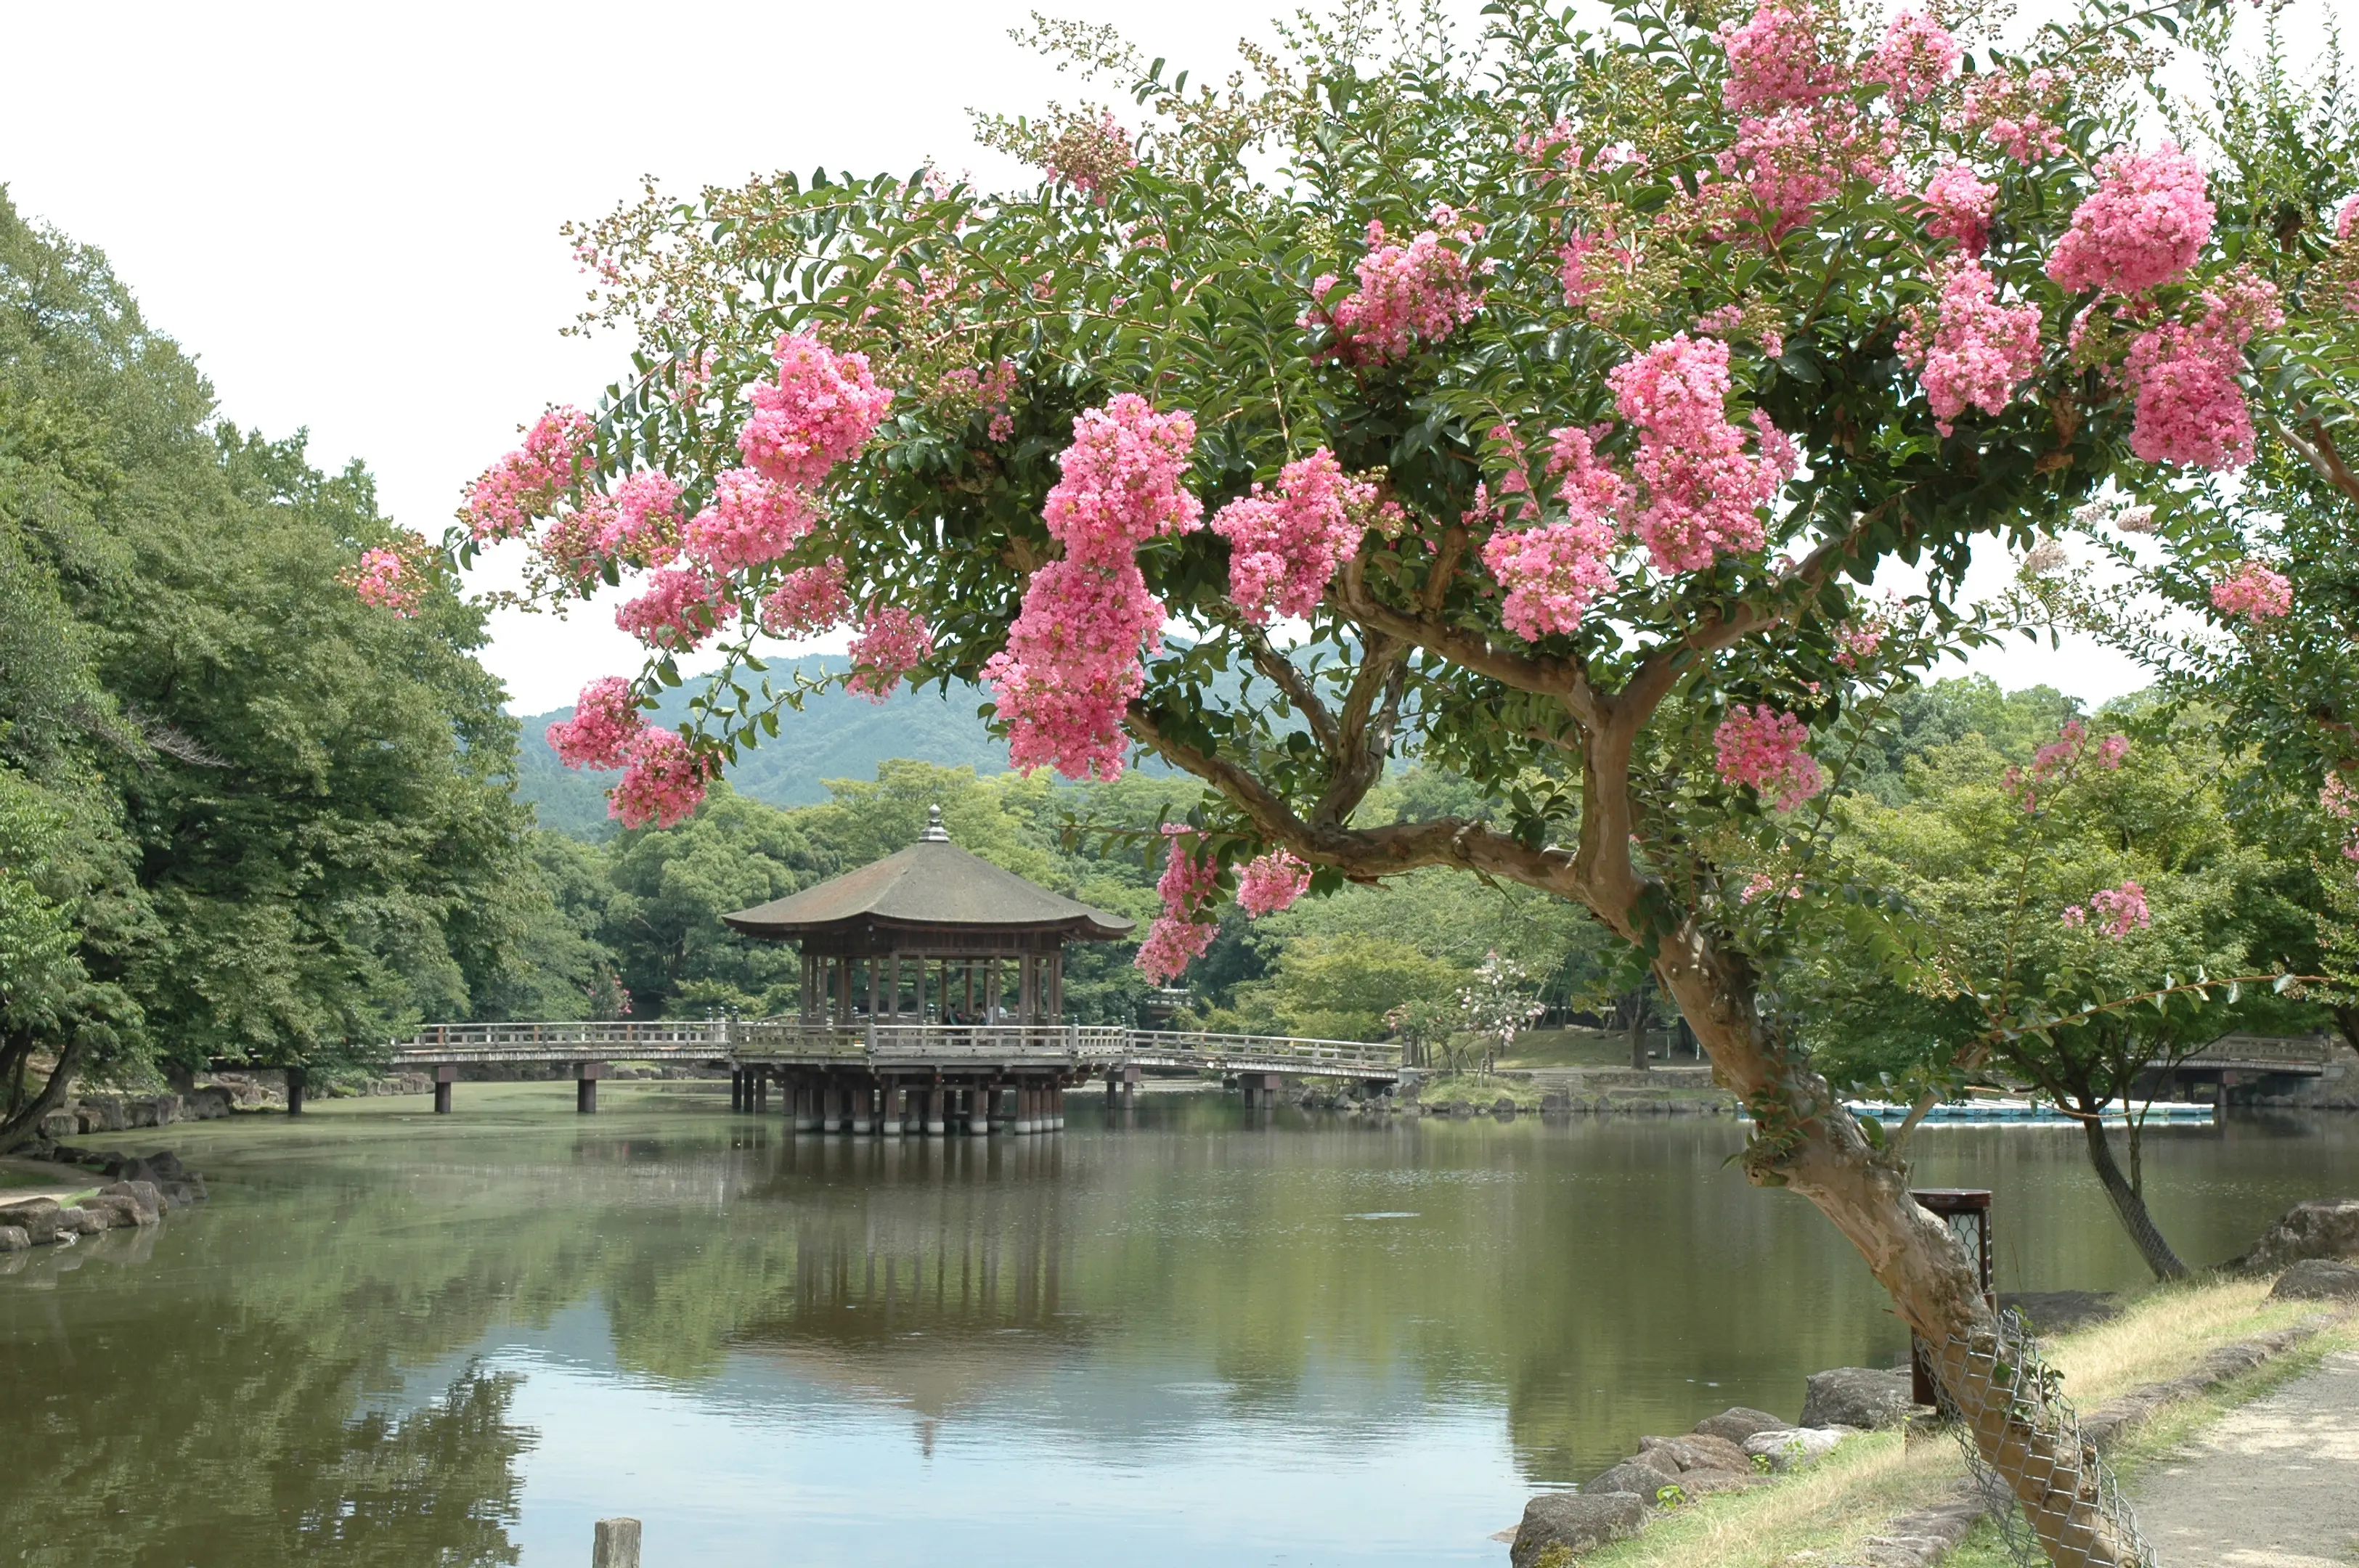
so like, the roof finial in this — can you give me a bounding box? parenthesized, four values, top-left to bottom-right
(920, 804, 950, 843)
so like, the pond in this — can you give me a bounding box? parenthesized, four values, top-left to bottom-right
(1, 1084, 2347, 1567)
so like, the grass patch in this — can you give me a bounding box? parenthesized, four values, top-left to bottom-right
(1416, 1074, 1543, 1111)
(1571, 1275, 2341, 1568)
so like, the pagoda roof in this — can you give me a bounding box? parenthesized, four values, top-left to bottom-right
(721, 807, 1134, 943)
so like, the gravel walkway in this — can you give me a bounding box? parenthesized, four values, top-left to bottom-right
(2131, 1347, 2359, 1567)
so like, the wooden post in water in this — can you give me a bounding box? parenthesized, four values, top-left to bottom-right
(285, 1066, 306, 1116)
(590, 1516, 640, 1567)
(575, 1061, 603, 1115)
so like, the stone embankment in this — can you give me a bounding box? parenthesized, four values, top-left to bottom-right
(1508, 1377, 1913, 1568)
(0, 1148, 206, 1258)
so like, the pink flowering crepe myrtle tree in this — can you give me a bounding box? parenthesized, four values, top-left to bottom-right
(419, 1, 2359, 1553)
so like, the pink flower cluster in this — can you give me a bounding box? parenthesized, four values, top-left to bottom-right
(547, 677, 713, 830)
(2063, 881, 2151, 939)
(1305, 217, 1483, 363)
(737, 333, 894, 489)
(1865, 10, 1961, 105)
(608, 727, 712, 830)
(1236, 852, 1312, 917)
(1740, 870, 1804, 903)
(542, 471, 688, 588)
(989, 396, 1202, 780)
(461, 408, 595, 542)
(1922, 163, 1998, 255)
(681, 469, 813, 571)
(1481, 425, 1626, 640)
(846, 605, 935, 701)
(1715, 1, 1843, 112)
(1608, 335, 1798, 572)
(2120, 277, 2281, 470)
(1212, 449, 1377, 623)
(2045, 143, 2215, 297)
(1833, 621, 1886, 669)
(940, 359, 1020, 442)
(615, 567, 736, 652)
(546, 677, 645, 769)
(757, 559, 853, 638)
(1042, 395, 1202, 565)
(1043, 110, 1136, 200)
(2209, 559, 2292, 622)
(1136, 828, 1223, 984)
(349, 548, 422, 617)
(1946, 70, 2068, 164)
(1714, 705, 1825, 809)
(986, 560, 1167, 777)
(2007, 719, 2126, 811)
(1717, 104, 1901, 237)
(1897, 259, 2045, 435)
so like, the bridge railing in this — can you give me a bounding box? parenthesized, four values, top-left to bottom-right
(1127, 1029, 1402, 1072)
(392, 1019, 1402, 1076)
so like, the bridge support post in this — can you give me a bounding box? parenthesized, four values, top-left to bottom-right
(987, 1084, 1013, 1133)
(792, 1077, 818, 1133)
(575, 1061, 604, 1114)
(730, 1071, 743, 1114)
(433, 1063, 456, 1114)
(965, 1086, 988, 1136)
(923, 1086, 947, 1137)
(754, 1073, 768, 1114)
(285, 1066, 306, 1116)
(882, 1081, 905, 1137)
(1240, 1071, 1282, 1111)
(1014, 1084, 1035, 1135)
(849, 1082, 872, 1136)
(1050, 1084, 1065, 1131)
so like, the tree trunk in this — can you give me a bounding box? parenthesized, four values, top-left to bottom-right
(1653, 923, 2148, 1567)
(1626, 989, 1648, 1071)
(0, 1032, 84, 1156)
(2080, 1114, 2188, 1281)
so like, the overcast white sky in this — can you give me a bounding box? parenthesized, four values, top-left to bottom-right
(4, 0, 2153, 714)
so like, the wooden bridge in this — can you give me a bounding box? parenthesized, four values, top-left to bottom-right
(391, 1019, 1402, 1126)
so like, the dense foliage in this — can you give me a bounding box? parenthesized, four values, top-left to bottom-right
(0, 195, 537, 1144)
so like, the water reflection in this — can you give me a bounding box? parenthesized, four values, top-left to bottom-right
(0, 1089, 2349, 1567)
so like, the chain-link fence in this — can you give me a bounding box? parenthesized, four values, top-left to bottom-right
(1932, 1309, 2154, 1568)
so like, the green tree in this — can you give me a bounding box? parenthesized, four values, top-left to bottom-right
(1790, 713, 2318, 1277)
(0, 192, 536, 1127)
(443, 2, 2358, 1547)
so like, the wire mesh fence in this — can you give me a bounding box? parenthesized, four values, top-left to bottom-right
(1931, 1309, 2154, 1568)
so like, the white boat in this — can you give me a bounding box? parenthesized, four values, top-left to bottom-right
(1835, 1098, 2216, 1127)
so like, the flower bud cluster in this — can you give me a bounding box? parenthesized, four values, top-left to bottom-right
(1713, 705, 1825, 810)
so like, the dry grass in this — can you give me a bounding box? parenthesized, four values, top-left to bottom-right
(2038, 1274, 2315, 1406)
(1573, 1275, 2327, 1568)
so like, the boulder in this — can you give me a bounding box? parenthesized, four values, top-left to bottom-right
(0, 1226, 26, 1252)
(159, 1178, 205, 1208)
(1510, 1492, 1647, 1568)
(1800, 1366, 1915, 1430)
(75, 1196, 142, 1230)
(38, 1109, 77, 1141)
(1638, 1432, 1756, 1474)
(183, 1086, 233, 1120)
(2229, 1199, 2359, 1274)
(2270, 1259, 2359, 1302)
(1584, 1461, 1679, 1499)
(0, 1197, 61, 1230)
(145, 1150, 187, 1180)
(1692, 1406, 1790, 1446)
(57, 1207, 105, 1236)
(97, 1180, 163, 1225)
(1743, 1426, 1851, 1471)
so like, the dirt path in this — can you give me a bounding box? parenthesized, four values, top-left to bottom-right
(2131, 1346, 2359, 1567)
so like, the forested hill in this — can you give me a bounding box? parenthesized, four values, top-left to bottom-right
(513, 660, 1009, 834)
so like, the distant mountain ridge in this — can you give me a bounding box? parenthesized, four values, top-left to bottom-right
(513, 658, 1009, 836)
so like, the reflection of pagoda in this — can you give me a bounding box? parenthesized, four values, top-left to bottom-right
(723, 808, 1133, 1137)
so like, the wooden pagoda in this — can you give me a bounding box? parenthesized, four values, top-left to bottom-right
(720, 807, 1134, 1135)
